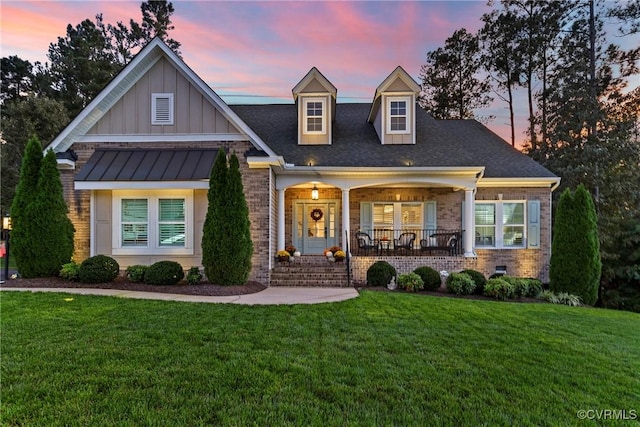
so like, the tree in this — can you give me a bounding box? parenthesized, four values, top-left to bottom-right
(222, 153, 253, 285)
(9, 136, 44, 277)
(550, 185, 601, 305)
(202, 149, 228, 283)
(479, 9, 524, 146)
(140, 0, 181, 55)
(0, 95, 69, 214)
(45, 15, 121, 119)
(419, 28, 492, 120)
(24, 149, 75, 277)
(1, 56, 34, 102)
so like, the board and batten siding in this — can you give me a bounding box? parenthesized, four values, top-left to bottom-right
(87, 58, 241, 136)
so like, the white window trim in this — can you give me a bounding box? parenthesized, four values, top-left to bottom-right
(475, 200, 526, 249)
(112, 189, 193, 255)
(302, 97, 326, 135)
(152, 93, 174, 125)
(386, 96, 411, 135)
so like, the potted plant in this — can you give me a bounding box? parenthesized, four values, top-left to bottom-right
(334, 250, 346, 262)
(277, 250, 290, 262)
(285, 245, 297, 256)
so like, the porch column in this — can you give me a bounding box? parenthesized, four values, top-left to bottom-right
(464, 189, 476, 257)
(342, 188, 350, 254)
(277, 188, 285, 251)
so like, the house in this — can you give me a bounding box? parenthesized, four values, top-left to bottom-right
(48, 38, 560, 286)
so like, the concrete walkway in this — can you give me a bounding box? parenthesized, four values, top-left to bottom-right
(0, 286, 360, 305)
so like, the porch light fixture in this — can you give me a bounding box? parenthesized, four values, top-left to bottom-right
(311, 185, 319, 200)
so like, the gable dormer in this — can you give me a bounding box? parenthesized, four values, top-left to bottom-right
(292, 67, 337, 145)
(367, 66, 420, 145)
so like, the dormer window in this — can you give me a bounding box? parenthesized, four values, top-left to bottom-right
(152, 93, 174, 125)
(303, 98, 326, 134)
(387, 96, 410, 134)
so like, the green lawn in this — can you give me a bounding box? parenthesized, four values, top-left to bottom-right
(2, 290, 639, 426)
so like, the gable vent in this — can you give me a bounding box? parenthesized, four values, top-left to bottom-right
(152, 93, 174, 125)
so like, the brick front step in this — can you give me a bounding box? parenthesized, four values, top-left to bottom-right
(271, 256, 352, 287)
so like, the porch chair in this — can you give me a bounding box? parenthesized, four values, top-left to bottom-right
(393, 232, 416, 255)
(355, 231, 379, 255)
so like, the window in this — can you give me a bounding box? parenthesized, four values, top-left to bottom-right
(372, 202, 423, 232)
(113, 190, 192, 255)
(387, 97, 410, 134)
(475, 201, 526, 248)
(152, 93, 174, 125)
(158, 199, 185, 247)
(303, 98, 325, 134)
(121, 199, 148, 247)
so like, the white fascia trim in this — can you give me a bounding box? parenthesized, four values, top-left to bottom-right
(247, 156, 284, 168)
(48, 39, 166, 154)
(478, 177, 561, 190)
(75, 181, 209, 190)
(280, 165, 485, 176)
(77, 134, 247, 143)
(56, 159, 75, 170)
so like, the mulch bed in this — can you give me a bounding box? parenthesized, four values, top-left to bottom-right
(0, 275, 267, 297)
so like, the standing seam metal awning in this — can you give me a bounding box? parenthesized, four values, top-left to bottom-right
(74, 148, 218, 190)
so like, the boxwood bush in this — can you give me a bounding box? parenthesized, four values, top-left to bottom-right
(483, 278, 515, 300)
(366, 261, 397, 287)
(78, 255, 120, 283)
(144, 261, 184, 286)
(126, 265, 148, 283)
(445, 272, 476, 295)
(413, 266, 442, 291)
(461, 269, 487, 295)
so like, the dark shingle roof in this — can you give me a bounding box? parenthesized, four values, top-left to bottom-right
(231, 103, 556, 179)
(75, 149, 218, 181)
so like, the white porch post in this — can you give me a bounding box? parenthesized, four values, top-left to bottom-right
(342, 188, 350, 254)
(464, 188, 476, 257)
(277, 188, 285, 251)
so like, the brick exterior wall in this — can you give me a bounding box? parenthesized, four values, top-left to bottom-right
(62, 140, 272, 285)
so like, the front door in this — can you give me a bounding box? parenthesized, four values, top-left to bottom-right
(294, 201, 339, 254)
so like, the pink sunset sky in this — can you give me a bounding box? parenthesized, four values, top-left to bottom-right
(1, 1, 638, 148)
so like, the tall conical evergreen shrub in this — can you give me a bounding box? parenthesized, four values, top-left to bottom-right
(202, 149, 228, 283)
(550, 184, 601, 305)
(223, 153, 253, 285)
(25, 149, 75, 277)
(201, 150, 254, 285)
(10, 136, 43, 277)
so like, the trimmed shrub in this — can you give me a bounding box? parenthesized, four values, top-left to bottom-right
(550, 185, 601, 305)
(413, 266, 442, 291)
(145, 261, 184, 286)
(446, 272, 476, 295)
(461, 269, 487, 295)
(202, 151, 253, 285)
(484, 278, 514, 300)
(78, 255, 120, 283)
(59, 262, 80, 281)
(366, 261, 397, 287)
(187, 266, 203, 285)
(126, 265, 148, 283)
(398, 272, 424, 292)
(524, 278, 543, 297)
